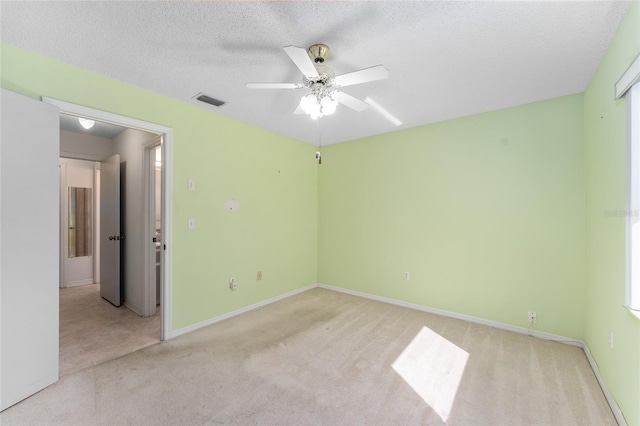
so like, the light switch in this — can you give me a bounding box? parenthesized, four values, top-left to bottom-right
(188, 218, 195, 230)
(188, 179, 196, 191)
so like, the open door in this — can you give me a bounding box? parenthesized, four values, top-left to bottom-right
(100, 154, 121, 306)
(1, 89, 60, 410)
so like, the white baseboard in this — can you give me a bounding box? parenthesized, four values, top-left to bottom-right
(62, 279, 95, 288)
(317, 283, 583, 346)
(124, 300, 143, 316)
(583, 345, 627, 425)
(171, 284, 318, 338)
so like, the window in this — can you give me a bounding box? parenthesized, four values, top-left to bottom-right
(622, 54, 640, 315)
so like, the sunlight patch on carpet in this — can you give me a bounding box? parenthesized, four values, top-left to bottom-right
(392, 326, 469, 422)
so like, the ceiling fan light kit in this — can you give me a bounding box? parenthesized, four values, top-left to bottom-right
(300, 85, 339, 120)
(246, 44, 389, 121)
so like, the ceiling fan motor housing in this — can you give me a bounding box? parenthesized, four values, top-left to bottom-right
(304, 45, 334, 86)
(308, 44, 330, 63)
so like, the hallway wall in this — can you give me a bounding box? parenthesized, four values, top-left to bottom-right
(60, 130, 113, 161)
(113, 128, 158, 315)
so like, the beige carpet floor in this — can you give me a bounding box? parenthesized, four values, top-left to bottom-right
(1, 288, 615, 425)
(59, 284, 160, 377)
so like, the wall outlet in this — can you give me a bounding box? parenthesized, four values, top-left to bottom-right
(528, 311, 538, 324)
(257, 271, 262, 281)
(609, 331, 614, 349)
(403, 271, 410, 281)
(229, 277, 237, 290)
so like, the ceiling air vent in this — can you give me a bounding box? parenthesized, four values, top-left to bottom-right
(193, 92, 226, 107)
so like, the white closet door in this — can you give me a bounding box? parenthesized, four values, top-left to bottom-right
(0, 89, 60, 410)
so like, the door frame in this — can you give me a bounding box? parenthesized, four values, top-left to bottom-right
(59, 159, 100, 289)
(43, 97, 174, 340)
(143, 137, 162, 317)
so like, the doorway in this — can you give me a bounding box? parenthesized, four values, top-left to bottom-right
(57, 117, 166, 376)
(0, 90, 174, 409)
(46, 98, 173, 376)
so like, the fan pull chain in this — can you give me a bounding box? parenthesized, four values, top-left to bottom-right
(317, 117, 322, 165)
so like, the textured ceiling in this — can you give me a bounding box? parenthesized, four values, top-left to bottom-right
(0, 1, 632, 146)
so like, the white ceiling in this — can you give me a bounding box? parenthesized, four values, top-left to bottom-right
(0, 1, 631, 146)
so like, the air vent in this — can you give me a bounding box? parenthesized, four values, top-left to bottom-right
(193, 93, 226, 107)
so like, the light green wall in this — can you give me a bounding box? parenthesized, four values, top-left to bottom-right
(3, 6, 639, 420)
(319, 94, 586, 339)
(0, 43, 318, 330)
(584, 2, 640, 424)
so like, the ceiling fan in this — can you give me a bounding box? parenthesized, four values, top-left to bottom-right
(246, 44, 389, 120)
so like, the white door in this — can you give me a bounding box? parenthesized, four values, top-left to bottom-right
(0, 89, 60, 410)
(100, 154, 121, 306)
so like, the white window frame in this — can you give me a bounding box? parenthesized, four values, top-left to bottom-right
(621, 54, 640, 317)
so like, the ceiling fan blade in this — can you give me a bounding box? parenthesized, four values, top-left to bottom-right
(333, 65, 389, 87)
(332, 91, 369, 112)
(245, 83, 303, 89)
(283, 45, 319, 79)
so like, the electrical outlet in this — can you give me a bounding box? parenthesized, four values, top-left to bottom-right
(257, 271, 262, 281)
(403, 272, 410, 281)
(609, 331, 614, 349)
(528, 311, 538, 324)
(229, 276, 237, 290)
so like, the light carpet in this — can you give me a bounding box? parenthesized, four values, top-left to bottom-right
(1, 288, 615, 425)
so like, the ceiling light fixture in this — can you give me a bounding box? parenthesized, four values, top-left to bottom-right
(78, 117, 95, 129)
(299, 83, 339, 120)
(246, 44, 388, 123)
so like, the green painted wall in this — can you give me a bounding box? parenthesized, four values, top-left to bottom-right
(319, 94, 586, 339)
(3, 5, 639, 420)
(0, 43, 318, 331)
(584, 2, 640, 424)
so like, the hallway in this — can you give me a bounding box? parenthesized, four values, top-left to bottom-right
(59, 284, 160, 377)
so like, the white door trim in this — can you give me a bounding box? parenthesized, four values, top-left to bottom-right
(616, 53, 640, 99)
(42, 97, 174, 340)
(143, 137, 162, 318)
